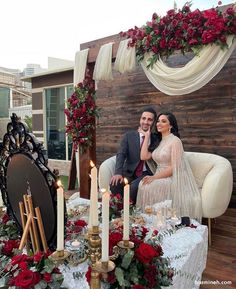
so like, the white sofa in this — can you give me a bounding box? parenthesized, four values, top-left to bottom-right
(98, 152, 233, 244)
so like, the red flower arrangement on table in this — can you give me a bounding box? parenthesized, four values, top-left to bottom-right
(109, 193, 134, 221)
(64, 72, 99, 152)
(86, 224, 174, 289)
(3, 251, 64, 289)
(121, 3, 236, 67)
(65, 218, 87, 241)
(0, 214, 64, 289)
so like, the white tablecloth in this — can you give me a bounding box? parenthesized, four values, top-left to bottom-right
(61, 197, 208, 289)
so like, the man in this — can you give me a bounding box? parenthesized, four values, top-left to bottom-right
(110, 106, 158, 204)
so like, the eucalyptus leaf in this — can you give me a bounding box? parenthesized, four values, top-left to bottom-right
(121, 250, 134, 269)
(115, 267, 126, 286)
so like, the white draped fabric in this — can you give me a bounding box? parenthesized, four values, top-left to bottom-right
(141, 35, 236, 95)
(114, 39, 136, 73)
(73, 37, 235, 95)
(73, 49, 89, 86)
(95, 36, 234, 95)
(93, 42, 114, 81)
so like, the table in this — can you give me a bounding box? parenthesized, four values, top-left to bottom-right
(61, 197, 208, 289)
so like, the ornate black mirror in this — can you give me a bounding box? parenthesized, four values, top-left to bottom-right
(0, 113, 58, 247)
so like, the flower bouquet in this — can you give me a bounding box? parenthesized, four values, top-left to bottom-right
(86, 224, 174, 289)
(1, 251, 64, 289)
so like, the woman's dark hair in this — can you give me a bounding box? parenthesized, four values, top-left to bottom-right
(157, 112, 180, 140)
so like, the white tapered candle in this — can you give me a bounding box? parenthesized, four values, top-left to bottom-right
(89, 162, 99, 227)
(101, 191, 110, 262)
(56, 184, 64, 251)
(123, 179, 130, 240)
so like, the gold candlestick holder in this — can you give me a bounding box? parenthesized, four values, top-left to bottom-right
(117, 239, 134, 249)
(94, 260, 115, 273)
(88, 225, 102, 289)
(50, 249, 70, 265)
(88, 225, 101, 265)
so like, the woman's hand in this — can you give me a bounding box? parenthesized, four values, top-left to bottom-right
(138, 127, 151, 139)
(142, 175, 156, 185)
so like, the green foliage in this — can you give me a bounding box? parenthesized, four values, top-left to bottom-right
(24, 115, 33, 132)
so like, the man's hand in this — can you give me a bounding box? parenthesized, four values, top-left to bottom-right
(110, 175, 124, 186)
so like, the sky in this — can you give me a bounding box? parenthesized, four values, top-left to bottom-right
(0, 0, 233, 71)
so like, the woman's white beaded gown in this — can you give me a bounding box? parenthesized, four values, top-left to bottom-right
(136, 133, 202, 221)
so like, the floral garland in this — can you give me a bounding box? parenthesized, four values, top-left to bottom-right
(121, 3, 236, 67)
(64, 71, 99, 152)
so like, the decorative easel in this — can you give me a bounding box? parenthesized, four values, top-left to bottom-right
(19, 194, 48, 253)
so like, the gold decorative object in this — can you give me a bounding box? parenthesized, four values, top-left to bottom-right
(50, 250, 71, 265)
(95, 260, 115, 273)
(118, 239, 134, 249)
(88, 225, 102, 289)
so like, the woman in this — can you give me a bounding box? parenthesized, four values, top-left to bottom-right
(136, 112, 202, 221)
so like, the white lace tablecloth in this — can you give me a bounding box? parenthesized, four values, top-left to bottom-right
(162, 222, 208, 289)
(61, 197, 208, 289)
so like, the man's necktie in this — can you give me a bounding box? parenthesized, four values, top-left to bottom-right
(135, 136, 145, 177)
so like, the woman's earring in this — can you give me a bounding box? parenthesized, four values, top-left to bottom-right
(169, 127, 171, 132)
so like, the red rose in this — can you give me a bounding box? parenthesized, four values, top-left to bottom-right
(152, 12, 158, 20)
(109, 232, 123, 255)
(11, 254, 28, 265)
(2, 214, 10, 223)
(14, 270, 40, 288)
(135, 243, 158, 264)
(202, 30, 215, 44)
(33, 251, 44, 262)
(159, 38, 166, 49)
(189, 39, 199, 45)
(86, 266, 92, 284)
(226, 7, 235, 15)
(19, 261, 28, 270)
(74, 219, 87, 228)
(2, 240, 19, 256)
(131, 285, 146, 289)
(151, 46, 158, 54)
(144, 264, 157, 288)
(43, 272, 52, 283)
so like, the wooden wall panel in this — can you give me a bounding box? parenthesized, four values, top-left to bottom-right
(95, 50, 236, 204)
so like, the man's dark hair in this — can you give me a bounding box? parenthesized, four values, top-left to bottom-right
(141, 106, 157, 122)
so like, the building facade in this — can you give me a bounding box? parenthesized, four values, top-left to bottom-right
(22, 67, 74, 176)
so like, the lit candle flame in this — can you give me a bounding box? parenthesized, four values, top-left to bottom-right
(100, 188, 106, 194)
(90, 160, 95, 168)
(124, 178, 128, 185)
(57, 180, 62, 187)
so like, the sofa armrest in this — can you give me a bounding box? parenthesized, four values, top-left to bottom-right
(201, 157, 233, 218)
(98, 156, 116, 191)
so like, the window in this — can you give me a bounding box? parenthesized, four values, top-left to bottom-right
(0, 88, 10, 118)
(44, 85, 73, 160)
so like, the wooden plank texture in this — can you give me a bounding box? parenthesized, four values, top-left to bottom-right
(94, 49, 236, 202)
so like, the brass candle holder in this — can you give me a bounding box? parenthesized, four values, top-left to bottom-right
(50, 249, 70, 264)
(94, 260, 115, 273)
(88, 225, 102, 289)
(88, 225, 101, 265)
(117, 239, 134, 249)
